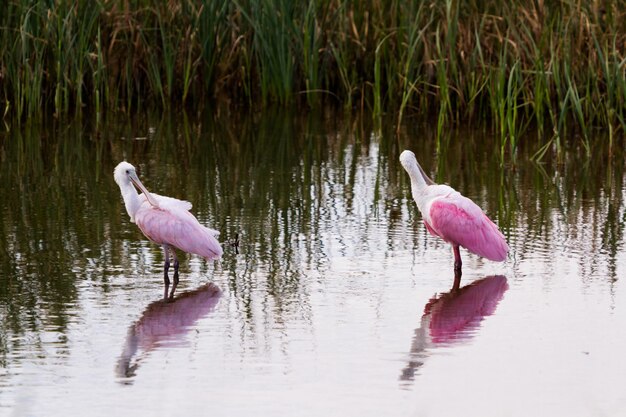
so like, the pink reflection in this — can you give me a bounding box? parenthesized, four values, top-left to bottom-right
(400, 275, 508, 382)
(117, 283, 221, 380)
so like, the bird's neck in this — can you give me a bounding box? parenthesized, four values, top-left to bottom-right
(120, 184, 142, 222)
(406, 162, 435, 214)
(406, 162, 429, 193)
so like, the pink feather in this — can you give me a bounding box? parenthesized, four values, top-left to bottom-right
(426, 197, 508, 261)
(135, 203, 223, 260)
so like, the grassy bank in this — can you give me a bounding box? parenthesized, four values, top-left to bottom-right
(1, 1, 626, 146)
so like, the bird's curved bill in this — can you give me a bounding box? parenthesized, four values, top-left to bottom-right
(129, 172, 160, 208)
(418, 165, 434, 185)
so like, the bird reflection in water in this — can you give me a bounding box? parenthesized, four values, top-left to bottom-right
(116, 283, 221, 382)
(400, 275, 508, 384)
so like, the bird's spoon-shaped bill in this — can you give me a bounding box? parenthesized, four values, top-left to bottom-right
(128, 171, 160, 208)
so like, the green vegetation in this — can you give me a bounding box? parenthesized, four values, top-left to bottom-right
(1, 0, 626, 148)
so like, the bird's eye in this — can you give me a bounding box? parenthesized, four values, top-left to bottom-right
(126, 170, 129, 174)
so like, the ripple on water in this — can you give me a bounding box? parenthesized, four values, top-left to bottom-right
(1, 112, 625, 417)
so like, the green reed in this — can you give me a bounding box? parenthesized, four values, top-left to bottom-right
(1, 0, 626, 152)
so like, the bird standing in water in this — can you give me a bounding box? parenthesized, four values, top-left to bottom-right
(114, 162, 222, 299)
(399, 150, 508, 280)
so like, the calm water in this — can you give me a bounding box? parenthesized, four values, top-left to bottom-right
(1, 110, 625, 417)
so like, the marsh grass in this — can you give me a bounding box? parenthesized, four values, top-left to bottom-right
(1, 0, 626, 155)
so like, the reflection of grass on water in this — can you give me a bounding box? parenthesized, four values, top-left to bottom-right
(2, 1, 626, 149)
(0, 110, 624, 364)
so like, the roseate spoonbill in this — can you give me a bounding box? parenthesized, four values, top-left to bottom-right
(114, 162, 223, 298)
(399, 150, 508, 276)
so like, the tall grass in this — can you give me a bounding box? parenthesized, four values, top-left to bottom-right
(1, 0, 626, 150)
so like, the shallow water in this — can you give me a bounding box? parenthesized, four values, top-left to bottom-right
(1, 110, 625, 416)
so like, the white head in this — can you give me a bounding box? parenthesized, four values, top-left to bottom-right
(399, 150, 434, 186)
(114, 161, 138, 187)
(114, 161, 159, 213)
(399, 150, 417, 171)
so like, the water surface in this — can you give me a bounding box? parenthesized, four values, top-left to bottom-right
(1, 110, 625, 416)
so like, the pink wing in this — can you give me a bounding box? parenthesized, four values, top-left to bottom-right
(427, 196, 508, 261)
(135, 205, 223, 259)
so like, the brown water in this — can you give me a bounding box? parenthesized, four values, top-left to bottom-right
(1, 110, 625, 416)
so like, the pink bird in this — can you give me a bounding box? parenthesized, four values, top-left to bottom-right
(399, 150, 508, 278)
(114, 162, 223, 298)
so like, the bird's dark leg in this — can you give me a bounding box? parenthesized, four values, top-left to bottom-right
(168, 248, 179, 300)
(162, 245, 171, 299)
(452, 245, 463, 279)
